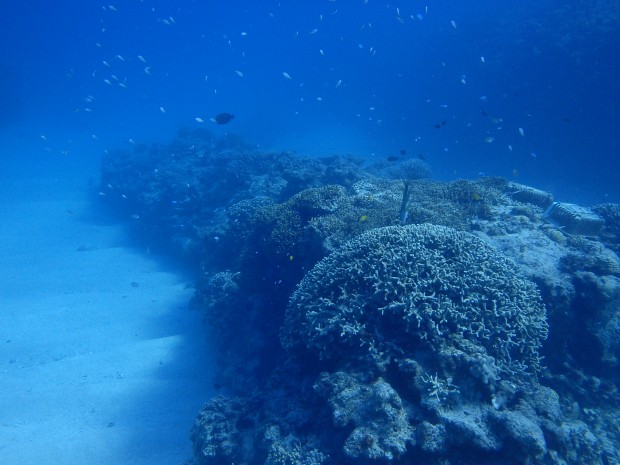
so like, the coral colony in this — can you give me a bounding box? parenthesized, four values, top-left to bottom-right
(101, 128, 620, 465)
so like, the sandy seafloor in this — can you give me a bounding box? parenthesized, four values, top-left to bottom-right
(0, 152, 214, 464)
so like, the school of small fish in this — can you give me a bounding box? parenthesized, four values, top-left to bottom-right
(48, 1, 543, 178)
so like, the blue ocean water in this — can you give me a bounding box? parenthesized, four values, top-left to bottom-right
(1, 0, 618, 203)
(2, 2, 620, 464)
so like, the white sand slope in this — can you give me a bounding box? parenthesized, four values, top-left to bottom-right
(0, 190, 214, 464)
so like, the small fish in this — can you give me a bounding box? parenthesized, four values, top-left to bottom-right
(159, 106, 166, 113)
(282, 72, 292, 80)
(138, 55, 147, 63)
(240, 31, 248, 36)
(195, 117, 205, 123)
(359, 215, 368, 222)
(234, 70, 244, 77)
(115, 54, 125, 61)
(144, 66, 152, 75)
(480, 56, 486, 63)
(130, 214, 140, 219)
(211, 112, 235, 125)
(335, 79, 342, 88)
(387, 156, 400, 162)
(319, 49, 325, 55)
(450, 20, 457, 28)
(518, 127, 525, 136)
(309, 28, 318, 34)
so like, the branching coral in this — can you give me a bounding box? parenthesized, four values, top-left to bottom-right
(283, 224, 548, 379)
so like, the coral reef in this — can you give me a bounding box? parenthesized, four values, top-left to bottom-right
(283, 224, 548, 380)
(572, 272, 620, 369)
(314, 372, 414, 460)
(191, 396, 255, 464)
(99, 129, 620, 465)
(100, 127, 365, 267)
(593, 203, 620, 253)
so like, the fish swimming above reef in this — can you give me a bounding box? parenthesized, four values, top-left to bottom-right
(386, 149, 409, 162)
(211, 112, 235, 124)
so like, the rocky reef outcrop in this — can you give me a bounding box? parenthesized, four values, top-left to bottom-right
(100, 129, 620, 465)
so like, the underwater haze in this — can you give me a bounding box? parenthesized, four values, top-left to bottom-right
(1, 0, 619, 203)
(2, 2, 620, 465)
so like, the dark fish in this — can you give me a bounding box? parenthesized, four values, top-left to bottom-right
(399, 149, 407, 156)
(387, 156, 400, 162)
(212, 112, 235, 124)
(417, 153, 426, 160)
